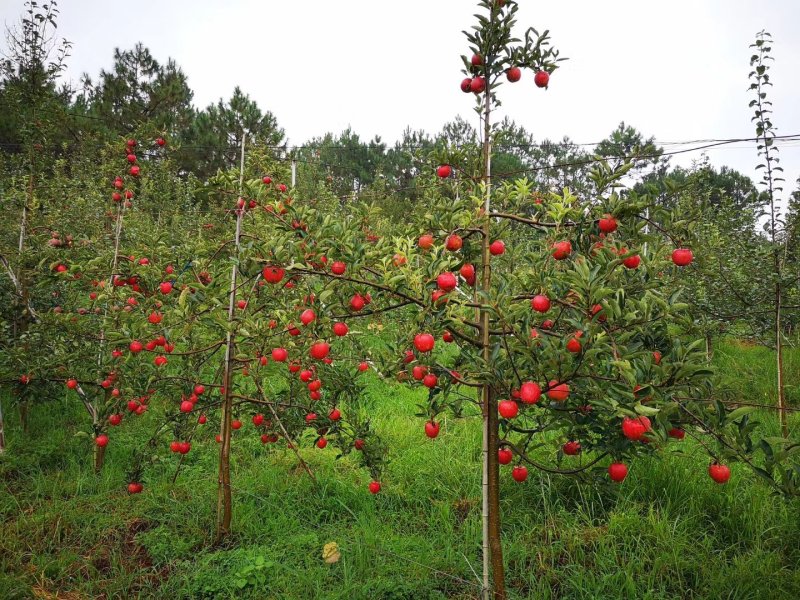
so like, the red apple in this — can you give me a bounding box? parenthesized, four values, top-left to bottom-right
(563, 441, 581, 456)
(506, 66, 521, 82)
(520, 381, 541, 404)
(498, 448, 513, 464)
(424, 420, 440, 438)
(369, 481, 381, 494)
(437, 164, 452, 178)
(546, 380, 569, 402)
(418, 234, 434, 249)
(445, 235, 463, 251)
(437, 272, 457, 292)
(512, 465, 528, 482)
(489, 240, 505, 255)
(672, 248, 693, 266)
(414, 333, 435, 353)
(552, 240, 572, 260)
(708, 463, 730, 484)
(498, 400, 519, 419)
(331, 261, 346, 275)
(608, 462, 628, 482)
(598, 215, 618, 233)
(534, 71, 550, 88)
(531, 295, 550, 313)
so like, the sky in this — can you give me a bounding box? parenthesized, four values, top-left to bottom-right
(2, 0, 799, 198)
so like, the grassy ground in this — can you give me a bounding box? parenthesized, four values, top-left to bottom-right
(1, 340, 799, 599)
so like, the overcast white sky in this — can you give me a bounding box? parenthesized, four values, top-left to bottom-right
(2, 0, 799, 196)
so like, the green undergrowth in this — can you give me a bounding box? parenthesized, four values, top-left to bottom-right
(0, 341, 798, 599)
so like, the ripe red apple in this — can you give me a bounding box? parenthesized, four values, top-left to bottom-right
(672, 248, 693, 266)
(331, 261, 346, 275)
(305, 413, 318, 424)
(653, 350, 662, 365)
(668, 427, 685, 440)
(498, 448, 513, 465)
(437, 164, 452, 178)
(471, 53, 483, 66)
(418, 234, 434, 249)
(422, 373, 438, 389)
(95, 434, 109, 448)
(708, 463, 730, 484)
(129, 340, 143, 353)
(412, 365, 427, 381)
(272, 347, 288, 362)
(350, 294, 366, 311)
(563, 441, 581, 456)
(498, 400, 519, 419)
(566, 337, 582, 353)
(414, 333, 435, 353)
(231, 419, 242, 430)
(358, 361, 369, 372)
(262, 176, 272, 185)
(127, 482, 143, 494)
(621, 416, 651, 441)
(198, 414, 207, 425)
(310, 341, 330, 360)
(506, 66, 521, 82)
(598, 215, 618, 233)
(460, 78, 472, 93)
(179, 400, 193, 413)
(520, 382, 541, 405)
(470, 76, 486, 93)
(489, 240, 505, 256)
(355, 438, 365, 450)
(424, 420, 440, 438)
(307, 379, 322, 392)
(154, 355, 167, 367)
(129, 165, 140, 177)
(531, 295, 551, 313)
(316, 437, 328, 449)
(442, 331, 454, 343)
(300, 309, 316, 326)
(156, 137, 166, 147)
(623, 254, 641, 269)
(437, 272, 457, 292)
(369, 481, 381, 494)
(608, 462, 628, 482)
(262, 266, 285, 284)
(552, 240, 572, 260)
(534, 71, 550, 88)
(66, 378, 78, 390)
(237, 300, 247, 310)
(512, 465, 528, 482)
(460, 263, 476, 285)
(252, 414, 264, 427)
(445, 234, 463, 251)
(546, 380, 569, 402)
(333, 322, 349, 337)
(329, 408, 341, 421)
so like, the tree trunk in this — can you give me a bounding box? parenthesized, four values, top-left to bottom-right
(94, 442, 106, 473)
(215, 132, 246, 543)
(479, 60, 506, 599)
(776, 283, 788, 437)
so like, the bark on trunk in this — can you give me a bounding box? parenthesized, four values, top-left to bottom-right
(94, 442, 106, 473)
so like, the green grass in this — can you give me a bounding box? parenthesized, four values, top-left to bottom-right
(1, 342, 799, 599)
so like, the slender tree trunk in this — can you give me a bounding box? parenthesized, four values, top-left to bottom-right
(776, 282, 788, 437)
(215, 132, 246, 543)
(479, 67, 506, 599)
(94, 441, 106, 473)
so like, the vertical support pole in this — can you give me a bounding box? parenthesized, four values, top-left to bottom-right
(291, 157, 297, 189)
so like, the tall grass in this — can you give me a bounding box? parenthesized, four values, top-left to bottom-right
(0, 341, 798, 599)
